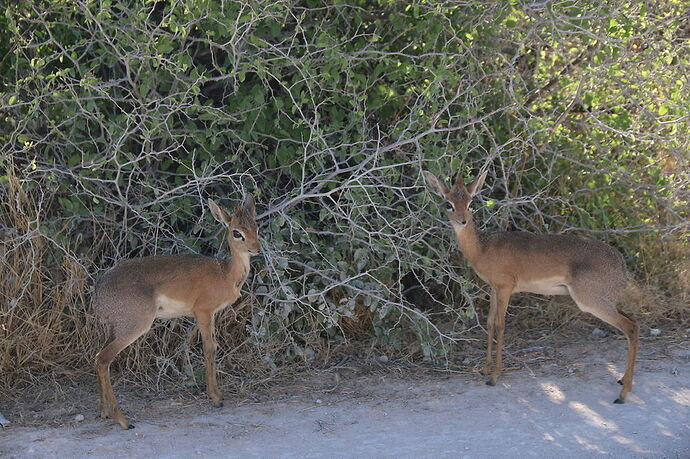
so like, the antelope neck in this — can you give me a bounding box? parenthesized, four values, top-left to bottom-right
(453, 217, 484, 264)
(227, 249, 251, 288)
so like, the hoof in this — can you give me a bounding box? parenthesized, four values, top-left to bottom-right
(117, 421, 134, 430)
(214, 401, 224, 408)
(617, 379, 623, 385)
(613, 398, 625, 404)
(116, 416, 133, 430)
(486, 380, 496, 387)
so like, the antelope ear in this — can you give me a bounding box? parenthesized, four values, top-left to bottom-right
(467, 170, 488, 197)
(208, 199, 231, 227)
(423, 171, 449, 197)
(241, 193, 256, 218)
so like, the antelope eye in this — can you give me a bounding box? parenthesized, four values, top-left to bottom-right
(232, 230, 245, 241)
(445, 201, 455, 212)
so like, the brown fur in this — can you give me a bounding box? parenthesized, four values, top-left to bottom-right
(424, 168, 638, 403)
(92, 195, 260, 429)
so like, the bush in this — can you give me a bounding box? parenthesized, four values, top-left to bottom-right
(1, 0, 688, 390)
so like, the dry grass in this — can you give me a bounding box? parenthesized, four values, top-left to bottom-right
(1, 163, 688, 396)
(0, 162, 289, 394)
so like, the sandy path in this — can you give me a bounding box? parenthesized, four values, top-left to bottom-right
(1, 340, 689, 458)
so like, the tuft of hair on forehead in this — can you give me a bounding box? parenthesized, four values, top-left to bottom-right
(234, 193, 257, 224)
(451, 169, 470, 192)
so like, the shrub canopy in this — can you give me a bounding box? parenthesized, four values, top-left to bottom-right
(1, 1, 688, 386)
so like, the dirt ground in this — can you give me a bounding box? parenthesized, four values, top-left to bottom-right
(1, 331, 689, 458)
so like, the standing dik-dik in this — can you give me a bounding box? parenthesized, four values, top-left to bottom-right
(424, 167, 639, 403)
(93, 195, 260, 429)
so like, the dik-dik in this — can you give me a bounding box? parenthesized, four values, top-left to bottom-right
(93, 195, 260, 429)
(424, 167, 639, 403)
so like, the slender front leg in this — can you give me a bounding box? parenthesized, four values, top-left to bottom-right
(482, 289, 497, 380)
(489, 287, 512, 386)
(195, 311, 223, 407)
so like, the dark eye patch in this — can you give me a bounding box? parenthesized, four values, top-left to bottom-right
(232, 230, 244, 240)
(445, 201, 454, 212)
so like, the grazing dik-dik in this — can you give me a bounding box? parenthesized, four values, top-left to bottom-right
(424, 166, 638, 403)
(93, 195, 260, 429)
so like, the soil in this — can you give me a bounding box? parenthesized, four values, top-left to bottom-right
(1, 331, 689, 458)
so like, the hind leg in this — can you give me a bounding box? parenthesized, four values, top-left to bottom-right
(96, 320, 152, 429)
(611, 312, 639, 403)
(97, 333, 115, 419)
(568, 285, 639, 403)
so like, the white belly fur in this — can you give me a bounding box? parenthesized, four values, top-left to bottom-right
(155, 294, 192, 319)
(515, 277, 569, 296)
